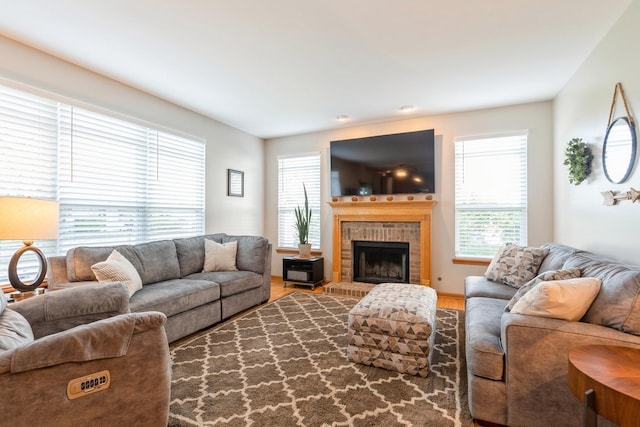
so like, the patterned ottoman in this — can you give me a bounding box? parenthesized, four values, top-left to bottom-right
(347, 283, 437, 377)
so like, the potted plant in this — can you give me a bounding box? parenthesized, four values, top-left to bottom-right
(563, 138, 593, 185)
(294, 184, 312, 258)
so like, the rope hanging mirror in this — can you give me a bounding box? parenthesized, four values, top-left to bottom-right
(601, 82, 639, 206)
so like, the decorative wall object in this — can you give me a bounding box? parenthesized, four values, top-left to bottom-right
(227, 169, 244, 197)
(601, 188, 640, 206)
(563, 138, 593, 185)
(602, 83, 637, 184)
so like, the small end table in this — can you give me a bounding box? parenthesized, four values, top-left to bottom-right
(282, 256, 324, 290)
(568, 345, 640, 427)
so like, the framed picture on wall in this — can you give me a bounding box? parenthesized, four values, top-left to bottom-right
(227, 169, 244, 197)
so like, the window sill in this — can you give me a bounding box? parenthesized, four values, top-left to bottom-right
(452, 257, 491, 266)
(276, 247, 323, 256)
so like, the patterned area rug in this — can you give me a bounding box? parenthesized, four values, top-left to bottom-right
(169, 292, 471, 426)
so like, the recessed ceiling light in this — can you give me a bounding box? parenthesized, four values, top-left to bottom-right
(336, 115, 350, 122)
(399, 105, 415, 113)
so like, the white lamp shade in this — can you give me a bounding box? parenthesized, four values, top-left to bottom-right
(0, 197, 59, 241)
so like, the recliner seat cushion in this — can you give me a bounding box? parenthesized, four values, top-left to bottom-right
(129, 279, 220, 317)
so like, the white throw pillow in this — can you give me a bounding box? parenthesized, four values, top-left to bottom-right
(510, 277, 602, 321)
(203, 239, 238, 272)
(91, 250, 143, 297)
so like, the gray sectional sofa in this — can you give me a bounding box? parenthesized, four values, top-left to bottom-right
(47, 233, 271, 343)
(465, 242, 640, 427)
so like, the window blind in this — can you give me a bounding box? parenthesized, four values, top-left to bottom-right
(277, 153, 321, 249)
(454, 132, 528, 258)
(0, 84, 205, 284)
(0, 86, 59, 282)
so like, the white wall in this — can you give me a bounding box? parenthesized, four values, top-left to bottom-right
(0, 35, 265, 236)
(265, 101, 554, 294)
(553, 0, 640, 263)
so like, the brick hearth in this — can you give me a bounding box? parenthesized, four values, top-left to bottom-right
(328, 199, 436, 286)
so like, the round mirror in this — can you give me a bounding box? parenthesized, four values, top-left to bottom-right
(603, 116, 637, 184)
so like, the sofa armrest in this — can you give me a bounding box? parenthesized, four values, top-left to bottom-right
(0, 312, 166, 374)
(0, 311, 170, 427)
(11, 282, 130, 339)
(501, 313, 640, 426)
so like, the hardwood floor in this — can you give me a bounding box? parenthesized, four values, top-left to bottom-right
(269, 277, 466, 310)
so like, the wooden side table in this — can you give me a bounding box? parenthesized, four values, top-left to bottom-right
(568, 345, 640, 427)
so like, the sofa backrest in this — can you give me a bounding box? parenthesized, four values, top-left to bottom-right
(539, 242, 583, 273)
(66, 240, 181, 285)
(173, 233, 226, 277)
(563, 252, 640, 335)
(223, 235, 269, 275)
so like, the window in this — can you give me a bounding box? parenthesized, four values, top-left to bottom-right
(277, 153, 321, 249)
(454, 132, 527, 258)
(0, 84, 205, 283)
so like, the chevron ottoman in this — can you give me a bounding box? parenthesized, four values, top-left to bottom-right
(347, 283, 438, 377)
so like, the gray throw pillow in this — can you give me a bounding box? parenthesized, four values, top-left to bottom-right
(505, 268, 582, 312)
(0, 308, 34, 351)
(485, 244, 550, 288)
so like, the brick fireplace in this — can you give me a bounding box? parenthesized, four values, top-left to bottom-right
(329, 199, 436, 286)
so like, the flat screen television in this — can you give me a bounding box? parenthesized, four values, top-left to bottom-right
(330, 129, 435, 196)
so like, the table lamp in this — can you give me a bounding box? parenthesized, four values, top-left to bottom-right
(0, 197, 59, 293)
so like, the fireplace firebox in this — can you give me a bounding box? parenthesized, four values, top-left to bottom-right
(353, 240, 410, 284)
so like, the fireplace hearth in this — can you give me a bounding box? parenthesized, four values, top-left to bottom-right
(353, 240, 409, 284)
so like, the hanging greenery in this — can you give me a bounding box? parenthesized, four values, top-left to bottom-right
(563, 138, 593, 185)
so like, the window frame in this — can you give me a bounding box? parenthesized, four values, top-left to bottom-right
(454, 131, 528, 260)
(277, 152, 321, 250)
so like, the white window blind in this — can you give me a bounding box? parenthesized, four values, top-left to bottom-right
(277, 153, 321, 249)
(454, 132, 528, 258)
(0, 86, 59, 281)
(0, 84, 205, 283)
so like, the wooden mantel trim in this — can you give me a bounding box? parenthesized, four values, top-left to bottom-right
(328, 199, 437, 286)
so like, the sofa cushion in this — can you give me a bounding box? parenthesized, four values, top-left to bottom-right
(128, 279, 220, 317)
(485, 244, 549, 288)
(465, 276, 517, 300)
(564, 253, 640, 335)
(223, 235, 269, 275)
(91, 250, 143, 297)
(203, 239, 238, 272)
(538, 243, 582, 273)
(510, 277, 601, 321)
(505, 268, 582, 312)
(465, 297, 506, 380)
(0, 308, 34, 352)
(186, 271, 262, 297)
(174, 234, 226, 277)
(128, 240, 181, 285)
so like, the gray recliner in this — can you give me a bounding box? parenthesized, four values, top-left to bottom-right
(0, 282, 171, 427)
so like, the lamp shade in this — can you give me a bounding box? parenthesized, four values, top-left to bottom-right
(0, 197, 59, 241)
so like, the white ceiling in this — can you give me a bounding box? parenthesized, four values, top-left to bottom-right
(0, 1, 631, 139)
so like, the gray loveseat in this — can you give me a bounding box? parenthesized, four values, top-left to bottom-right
(465, 242, 640, 427)
(47, 233, 272, 343)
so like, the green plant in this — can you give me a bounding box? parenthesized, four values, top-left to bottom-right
(294, 184, 312, 244)
(563, 138, 593, 185)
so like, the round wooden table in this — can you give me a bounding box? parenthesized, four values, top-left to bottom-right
(568, 345, 640, 427)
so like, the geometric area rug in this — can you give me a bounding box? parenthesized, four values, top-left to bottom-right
(168, 292, 472, 426)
